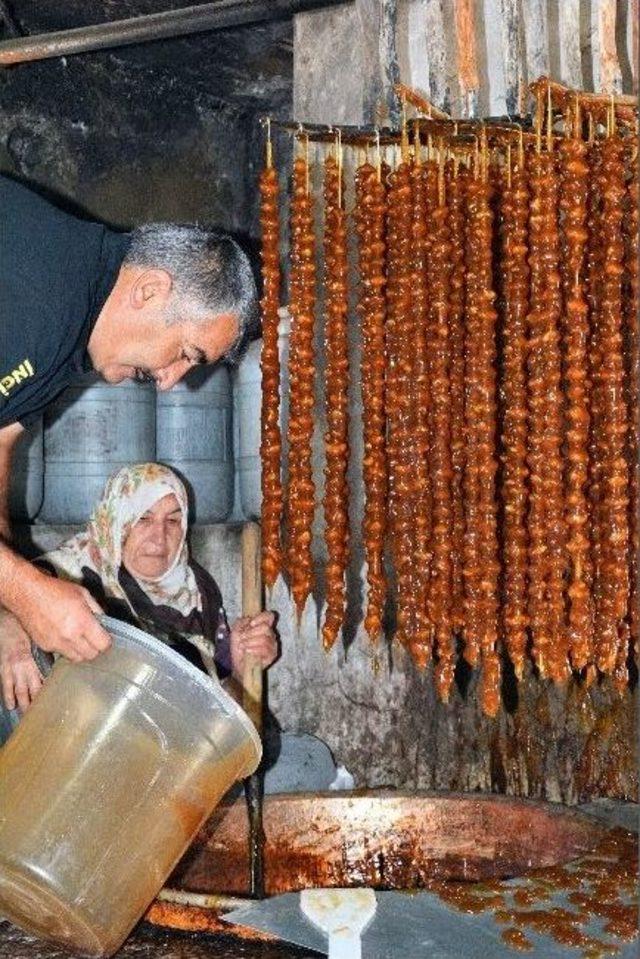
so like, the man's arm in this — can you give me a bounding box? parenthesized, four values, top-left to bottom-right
(0, 422, 111, 661)
(0, 421, 22, 541)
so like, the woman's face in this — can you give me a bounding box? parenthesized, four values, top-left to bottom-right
(122, 493, 183, 581)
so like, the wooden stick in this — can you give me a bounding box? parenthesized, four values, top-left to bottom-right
(394, 82, 450, 120)
(158, 888, 247, 912)
(529, 76, 636, 121)
(241, 521, 263, 731)
(265, 116, 272, 169)
(241, 521, 265, 899)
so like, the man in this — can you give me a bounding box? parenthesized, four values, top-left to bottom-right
(0, 174, 258, 663)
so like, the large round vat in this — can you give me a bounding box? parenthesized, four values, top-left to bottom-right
(146, 792, 638, 956)
(168, 791, 606, 895)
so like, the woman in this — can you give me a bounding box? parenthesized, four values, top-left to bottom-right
(0, 463, 277, 723)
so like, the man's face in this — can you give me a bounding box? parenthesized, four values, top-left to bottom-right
(99, 312, 240, 389)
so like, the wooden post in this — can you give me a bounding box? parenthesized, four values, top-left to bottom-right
(598, 0, 622, 94)
(241, 521, 265, 899)
(453, 0, 479, 116)
(241, 521, 263, 732)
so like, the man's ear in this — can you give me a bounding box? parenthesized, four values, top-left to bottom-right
(129, 268, 173, 309)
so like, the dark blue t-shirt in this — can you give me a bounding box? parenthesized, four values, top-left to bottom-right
(0, 176, 129, 428)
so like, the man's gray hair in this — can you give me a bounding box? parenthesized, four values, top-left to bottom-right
(125, 223, 259, 364)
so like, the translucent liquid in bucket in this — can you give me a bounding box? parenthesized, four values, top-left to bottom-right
(0, 616, 261, 957)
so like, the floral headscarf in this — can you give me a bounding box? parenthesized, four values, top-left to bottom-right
(88, 462, 200, 614)
(42, 463, 202, 621)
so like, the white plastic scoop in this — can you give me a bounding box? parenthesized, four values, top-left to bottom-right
(300, 888, 377, 959)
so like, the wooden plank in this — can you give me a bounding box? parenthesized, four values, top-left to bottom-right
(378, 0, 401, 124)
(522, 0, 549, 83)
(558, 0, 582, 88)
(499, 0, 525, 114)
(404, 0, 430, 96)
(598, 0, 622, 93)
(356, 0, 401, 125)
(478, 0, 505, 116)
(424, 0, 452, 112)
(453, 0, 479, 115)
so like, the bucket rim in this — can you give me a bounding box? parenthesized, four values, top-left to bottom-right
(99, 614, 262, 766)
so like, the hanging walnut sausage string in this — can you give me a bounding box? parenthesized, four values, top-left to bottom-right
(585, 135, 605, 680)
(386, 156, 418, 651)
(419, 147, 439, 654)
(355, 160, 389, 643)
(410, 138, 433, 666)
(427, 145, 456, 702)
(526, 137, 568, 683)
(593, 131, 630, 676)
(559, 103, 595, 673)
(445, 157, 469, 639)
(622, 135, 639, 661)
(322, 150, 350, 650)
(472, 138, 501, 716)
(285, 149, 317, 619)
(498, 140, 530, 679)
(461, 159, 482, 668)
(259, 149, 284, 591)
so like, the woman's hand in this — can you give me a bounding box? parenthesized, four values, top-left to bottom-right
(0, 608, 44, 711)
(229, 611, 278, 680)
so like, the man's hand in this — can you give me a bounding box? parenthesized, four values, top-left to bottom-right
(0, 423, 110, 661)
(3, 562, 111, 662)
(229, 611, 278, 680)
(0, 608, 43, 711)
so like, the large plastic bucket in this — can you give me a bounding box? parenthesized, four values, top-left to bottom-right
(0, 616, 261, 957)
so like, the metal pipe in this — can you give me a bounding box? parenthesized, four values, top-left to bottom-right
(0, 0, 350, 67)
